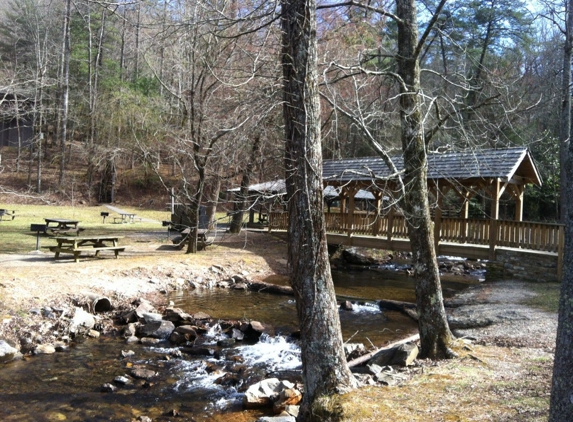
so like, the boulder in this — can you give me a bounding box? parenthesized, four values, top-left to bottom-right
(69, 307, 95, 334)
(141, 312, 163, 323)
(243, 379, 297, 409)
(163, 308, 193, 323)
(0, 340, 20, 363)
(244, 378, 283, 408)
(138, 320, 175, 340)
(134, 299, 156, 319)
(272, 388, 303, 413)
(242, 321, 265, 341)
(175, 325, 198, 339)
(256, 417, 296, 422)
(368, 342, 418, 367)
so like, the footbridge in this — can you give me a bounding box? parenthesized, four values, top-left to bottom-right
(268, 212, 564, 282)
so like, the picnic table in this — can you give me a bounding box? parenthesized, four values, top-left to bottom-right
(47, 236, 125, 262)
(172, 228, 214, 250)
(114, 213, 139, 223)
(44, 218, 84, 235)
(0, 209, 16, 221)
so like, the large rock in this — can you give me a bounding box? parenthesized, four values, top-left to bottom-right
(368, 342, 419, 367)
(0, 340, 20, 363)
(243, 378, 297, 409)
(272, 388, 302, 413)
(134, 299, 156, 319)
(163, 307, 193, 323)
(69, 307, 95, 334)
(138, 320, 175, 340)
(243, 378, 283, 408)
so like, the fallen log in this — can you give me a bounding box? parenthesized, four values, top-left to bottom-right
(378, 299, 418, 321)
(347, 333, 420, 368)
(247, 281, 294, 296)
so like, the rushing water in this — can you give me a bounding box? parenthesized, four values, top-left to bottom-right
(0, 268, 475, 421)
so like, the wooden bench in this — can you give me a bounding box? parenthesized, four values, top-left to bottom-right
(50, 227, 85, 236)
(48, 246, 126, 262)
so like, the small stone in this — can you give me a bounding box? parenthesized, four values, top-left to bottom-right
(140, 337, 161, 346)
(131, 368, 156, 381)
(34, 344, 56, 355)
(87, 329, 100, 338)
(114, 375, 132, 385)
(101, 383, 117, 392)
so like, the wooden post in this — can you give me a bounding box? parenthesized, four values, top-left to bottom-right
(346, 186, 358, 237)
(433, 181, 442, 255)
(490, 178, 500, 220)
(461, 196, 469, 242)
(339, 190, 347, 234)
(489, 219, 498, 261)
(513, 185, 524, 222)
(373, 191, 383, 236)
(387, 206, 395, 241)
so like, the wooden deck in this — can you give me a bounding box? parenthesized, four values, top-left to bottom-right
(268, 211, 564, 279)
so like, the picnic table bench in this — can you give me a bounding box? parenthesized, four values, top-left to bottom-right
(47, 236, 125, 262)
(44, 218, 84, 236)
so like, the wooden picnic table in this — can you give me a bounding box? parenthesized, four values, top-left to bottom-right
(44, 218, 83, 235)
(114, 213, 138, 223)
(173, 228, 214, 250)
(47, 236, 125, 262)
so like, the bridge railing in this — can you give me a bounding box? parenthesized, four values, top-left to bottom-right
(269, 211, 564, 255)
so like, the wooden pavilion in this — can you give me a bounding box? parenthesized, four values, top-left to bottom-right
(322, 147, 542, 224)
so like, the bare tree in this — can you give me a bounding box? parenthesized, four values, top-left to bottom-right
(550, 0, 573, 418)
(320, 0, 455, 359)
(281, 0, 358, 418)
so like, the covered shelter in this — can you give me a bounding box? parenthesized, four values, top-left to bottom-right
(322, 147, 542, 224)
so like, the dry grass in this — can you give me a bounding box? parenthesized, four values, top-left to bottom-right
(339, 343, 552, 421)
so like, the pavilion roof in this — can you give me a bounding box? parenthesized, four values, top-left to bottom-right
(322, 147, 542, 187)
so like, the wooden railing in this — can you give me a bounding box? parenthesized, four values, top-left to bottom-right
(269, 211, 564, 255)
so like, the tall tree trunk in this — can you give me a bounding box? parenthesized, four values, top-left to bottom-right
(58, 0, 71, 186)
(230, 135, 261, 234)
(559, 0, 573, 222)
(549, 1, 573, 417)
(281, 0, 357, 419)
(396, 0, 454, 359)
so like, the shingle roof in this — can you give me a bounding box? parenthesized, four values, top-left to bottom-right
(322, 147, 542, 186)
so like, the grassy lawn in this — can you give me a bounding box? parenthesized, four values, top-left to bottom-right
(0, 204, 172, 253)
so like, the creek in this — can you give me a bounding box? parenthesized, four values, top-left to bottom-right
(0, 268, 475, 421)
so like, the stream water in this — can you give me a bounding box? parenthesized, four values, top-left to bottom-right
(0, 269, 475, 421)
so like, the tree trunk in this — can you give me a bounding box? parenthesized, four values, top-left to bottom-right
(230, 135, 261, 234)
(281, 0, 357, 419)
(549, 2, 573, 418)
(559, 0, 573, 222)
(396, 0, 454, 360)
(58, 0, 71, 186)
